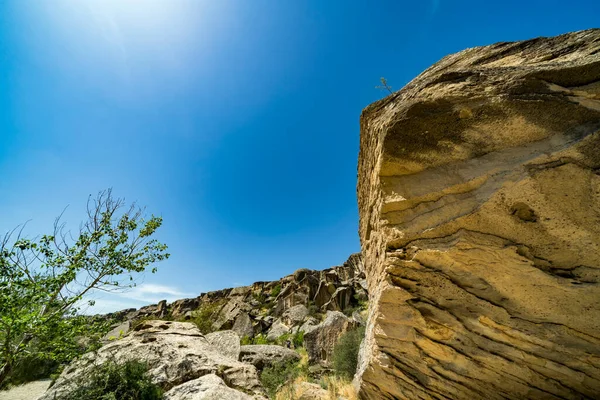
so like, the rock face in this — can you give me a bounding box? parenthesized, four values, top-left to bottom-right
(40, 320, 265, 399)
(305, 311, 355, 364)
(356, 30, 600, 399)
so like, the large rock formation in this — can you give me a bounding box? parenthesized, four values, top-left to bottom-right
(356, 29, 600, 399)
(108, 253, 366, 342)
(40, 320, 266, 399)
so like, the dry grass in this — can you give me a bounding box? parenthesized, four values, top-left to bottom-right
(274, 374, 357, 400)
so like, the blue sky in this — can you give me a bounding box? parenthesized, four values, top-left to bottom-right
(1, 0, 598, 313)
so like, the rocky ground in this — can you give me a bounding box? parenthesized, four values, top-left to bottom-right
(0, 380, 50, 400)
(27, 254, 367, 399)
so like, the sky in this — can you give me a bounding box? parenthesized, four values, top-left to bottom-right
(1, 0, 598, 313)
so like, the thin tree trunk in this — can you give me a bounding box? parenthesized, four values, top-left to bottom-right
(0, 362, 12, 387)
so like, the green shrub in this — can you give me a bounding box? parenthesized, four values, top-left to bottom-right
(190, 300, 224, 334)
(63, 360, 163, 400)
(240, 334, 269, 345)
(270, 284, 282, 298)
(253, 334, 270, 345)
(260, 360, 301, 398)
(332, 326, 365, 379)
(292, 331, 304, 348)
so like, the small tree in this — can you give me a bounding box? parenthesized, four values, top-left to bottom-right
(375, 77, 393, 94)
(0, 189, 169, 387)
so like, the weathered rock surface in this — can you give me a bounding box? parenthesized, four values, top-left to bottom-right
(39, 320, 265, 399)
(164, 374, 255, 400)
(205, 330, 241, 361)
(266, 319, 291, 342)
(305, 311, 355, 364)
(239, 345, 301, 369)
(282, 304, 309, 326)
(356, 29, 600, 399)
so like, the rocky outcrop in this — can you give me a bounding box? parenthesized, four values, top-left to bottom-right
(305, 311, 355, 364)
(109, 254, 366, 343)
(40, 320, 265, 399)
(239, 345, 301, 369)
(356, 30, 600, 399)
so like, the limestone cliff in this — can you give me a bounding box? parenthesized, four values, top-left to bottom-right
(356, 29, 600, 399)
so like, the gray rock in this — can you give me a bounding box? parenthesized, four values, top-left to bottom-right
(101, 320, 130, 342)
(298, 317, 319, 335)
(282, 304, 309, 326)
(205, 330, 241, 361)
(266, 319, 290, 342)
(39, 320, 265, 399)
(164, 374, 255, 400)
(232, 312, 254, 338)
(239, 345, 301, 370)
(304, 311, 354, 364)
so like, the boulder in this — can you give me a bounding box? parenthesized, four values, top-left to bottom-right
(281, 304, 309, 326)
(266, 319, 290, 342)
(239, 345, 301, 370)
(298, 317, 319, 335)
(295, 382, 329, 400)
(205, 330, 241, 361)
(164, 374, 255, 400)
(156, 299, 168, 318)
(39, 320, 265, 399)
(232, 312, 254, 338)
(170, 297, 200, 320)
(304, 311, 354, 364)
(356, 29, 600, 399)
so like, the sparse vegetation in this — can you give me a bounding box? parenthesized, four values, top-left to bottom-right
(332, 326, 365, 379)
(189, 300, 225, 334)
(0, 189, 169, 387)
(240, 334, 270, 345)
(375, 77, 393, 94)
(270, 284, 282, 297)
(261, 359, 303, 398)
(62, 360, 163, 400)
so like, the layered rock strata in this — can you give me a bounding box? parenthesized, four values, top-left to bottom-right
(356, 29, 600, 399)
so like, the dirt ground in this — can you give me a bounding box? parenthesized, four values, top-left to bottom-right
(0, 380, 50, 400)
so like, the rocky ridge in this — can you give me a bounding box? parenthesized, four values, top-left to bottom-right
(41, 255, 367, 399)
(356, 29, 600, 399)
(108, 253, 367, 352)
